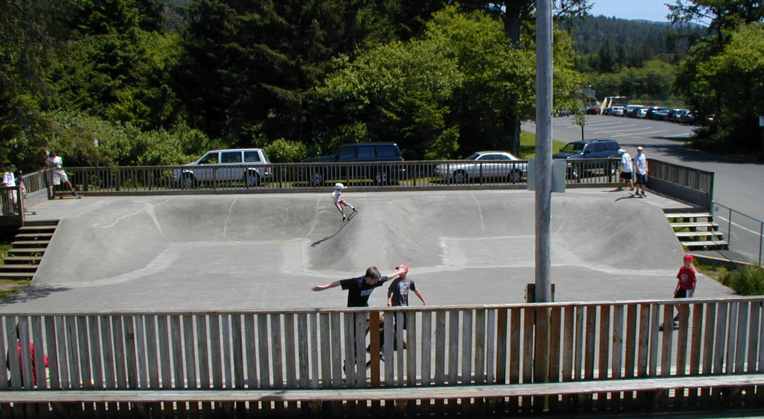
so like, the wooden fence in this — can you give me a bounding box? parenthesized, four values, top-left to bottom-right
(648, 159, 715, 209)
(0, 186, 23, 227)
(2, 297, 763, 416)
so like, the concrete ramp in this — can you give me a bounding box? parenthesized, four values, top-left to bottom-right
(5, 190, 732, 311)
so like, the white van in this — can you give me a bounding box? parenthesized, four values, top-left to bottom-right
(174, 148, 272, 187)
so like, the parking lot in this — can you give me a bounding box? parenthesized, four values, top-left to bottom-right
(524, 115, 764, 221)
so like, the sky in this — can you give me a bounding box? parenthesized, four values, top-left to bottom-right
(589, 0, 672, 22)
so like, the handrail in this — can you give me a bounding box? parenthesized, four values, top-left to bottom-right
(1, 295, 761, 316)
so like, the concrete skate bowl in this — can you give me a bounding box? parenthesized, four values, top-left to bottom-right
(29, 191, 687, 310)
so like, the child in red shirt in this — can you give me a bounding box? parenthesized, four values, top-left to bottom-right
(675, 254, 697, 298)
(663, 254, 697, 330)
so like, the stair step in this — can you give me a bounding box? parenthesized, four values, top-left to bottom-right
(665, 212, 712, 219)
(15, 233, 54, 240)
(22, 219, 59, 226)
(8, 249, 46, 255)
(11, 241, 50, 248)
(0, 272, 34, 280)
(682, 240, 729, 248)
(18, 226, 56, 232)
(670, 222, 719, 229)
(3, 257, 42, 263)
(0, 265, 38, 272)
(675, 231, 725, 238)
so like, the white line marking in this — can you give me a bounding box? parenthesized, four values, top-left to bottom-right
(470, 191, 486, 232)
(222, 197, 238, 238)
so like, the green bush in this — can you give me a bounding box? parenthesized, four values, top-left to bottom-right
(719, 266, 764, 296)
(264, 138, 307, 163)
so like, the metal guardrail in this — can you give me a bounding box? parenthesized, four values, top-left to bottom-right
(60, 158, 619, 194)
(648, 159, 714, 209)
(713, 202, 764, 266)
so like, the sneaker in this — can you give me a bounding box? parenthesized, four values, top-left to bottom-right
(352, 207, 357, 213)
(342, 215, 347, 222)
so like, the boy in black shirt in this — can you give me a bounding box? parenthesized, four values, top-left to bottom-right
(312, 265, 406, 307)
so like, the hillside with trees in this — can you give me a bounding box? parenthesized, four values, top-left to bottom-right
(0, 0, 586, 170)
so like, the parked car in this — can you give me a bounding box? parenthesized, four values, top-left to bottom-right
(434, 151, 527, 184)
(636, 107, 648, 118)
(173, 148, 272, 188)
(554, 139, 621, 160)
(647, 107, 670, 121)
(308, 142, 405, 186)
(668, 108, 692, 123)
(678, 111, 696, 124)
(586, 105, 601, 115)
(625, 105, 644, 118)
(608, 106, 626, 116)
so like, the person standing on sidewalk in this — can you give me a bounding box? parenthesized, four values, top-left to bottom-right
(617, 148, 634, 192)
(634, 146, 648, 198)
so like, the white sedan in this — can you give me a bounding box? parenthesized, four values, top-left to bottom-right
(435, 151, 527, 184)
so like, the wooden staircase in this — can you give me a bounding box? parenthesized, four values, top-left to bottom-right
(665, 212, 728, 250)
(0, 220, 59, 281)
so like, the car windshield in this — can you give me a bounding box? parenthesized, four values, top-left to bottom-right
(466, 152, 481, 160)
(560, 143, 584, 153)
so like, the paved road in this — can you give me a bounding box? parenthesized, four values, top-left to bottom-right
(523, 116, 764, 220)
(1, 190, 732, 312)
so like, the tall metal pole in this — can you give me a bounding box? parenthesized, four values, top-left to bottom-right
(534, 0, 553, 303)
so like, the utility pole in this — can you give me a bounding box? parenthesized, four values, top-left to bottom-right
(534, 0, 553, 303)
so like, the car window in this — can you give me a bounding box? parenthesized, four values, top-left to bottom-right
(198, 152, 219, 165)
(221, 151, 243, 164)
(338, 147, 354, 160)
(561, 143, 584, 153)
(466, 152, 480, 160)
(481, 154, 510, 161)
(375, 145, 399, 159)
(607, 142, 619, 151)
(357, 146, 374, 160)
(244, 151, 261, 163)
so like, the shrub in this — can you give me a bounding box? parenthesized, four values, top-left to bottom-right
(719, 266, 764, 296)
(264, 138, 307, 163)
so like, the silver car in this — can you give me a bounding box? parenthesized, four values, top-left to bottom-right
(174, 148, 272, 187)
(435, 151, 527, 183)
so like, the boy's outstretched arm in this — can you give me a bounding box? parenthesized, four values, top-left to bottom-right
(312, 281, 341, 291)
(414, 289, 427, 305)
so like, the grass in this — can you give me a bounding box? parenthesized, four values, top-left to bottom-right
(0, 238, 29, 301)
(519, 131, 565, 159)
(696, 261, 764, 296)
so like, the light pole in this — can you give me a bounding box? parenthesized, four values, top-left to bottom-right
(534, 0, 553, 303)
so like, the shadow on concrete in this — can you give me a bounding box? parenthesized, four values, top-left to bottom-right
(0, 286, 70, 305)
(615, 194, 641, 203)
(310, 214, 357, 247)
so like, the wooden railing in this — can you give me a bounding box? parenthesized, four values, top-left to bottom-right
(0, 186, 23, 227)
(58, 158, 619, 195)
(648, 159, 715, 208)
(1, 297, 762, 414)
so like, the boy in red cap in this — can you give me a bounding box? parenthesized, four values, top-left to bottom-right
(662, 254, 697, 330)
(387, 264, 426, 308)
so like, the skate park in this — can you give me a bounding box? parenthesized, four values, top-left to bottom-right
(0, 160, 761, 417)
(4, 188, 733, 312)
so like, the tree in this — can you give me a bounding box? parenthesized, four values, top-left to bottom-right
(679, 23, 764, 152)
(314, 7, 582, 159)
(176, 0, 448, 144)
(457, 0, 591, 155)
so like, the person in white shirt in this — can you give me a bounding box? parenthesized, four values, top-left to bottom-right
(1, 164, 18, 208)
(332, 183, 357, 222)
(617, 148, 634, 191)
(45, 151, 80, 198)
(634, 146, 648, 198)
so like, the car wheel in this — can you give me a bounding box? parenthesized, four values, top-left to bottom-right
(453, 170, 468, 184)
(244, 171, 260, 187)
(374, 171, 388, 185)
(509, 170, 522, 184)
(182, 173, 195, 189)
(310, 172, 324, 187)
